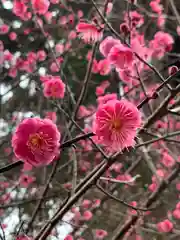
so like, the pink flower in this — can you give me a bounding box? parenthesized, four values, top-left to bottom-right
(161, 151, 175, 168)
(92, 59, 99, 73)
(32, 0, 50, 15)
(68, 30, 77, 40)
(12, 117, 60, 166)
(150, 31, 174, 59)
(9, 32, 17, 41)
(173, 209, 180, 219)
(13, 0, 28, 19)
(95, 229, 108, 239)
(124, 11, 144, 28)
(135, 236, 143, 240)
(93, 99, 141, 151)
(82, 210, 93, 221)
(106, 2, 113, 14)
(77, 106, 92, 119)
(76, 22, 103, 43)
(99, 37, 120, 57)
(19, 174, 35, 187)
(37, 50, 46, 61)
(55, 43, 64, 54)
(154, 31, 174, 51)
(96, 81, 110, 96)
(0, 24, 9, 34)
(128, 201, 137, 215)
(176, 202, 180, 209)
(117, 68, 138, 85)
(43, 76, 65, 99)
(82, 199, 92, 209)
(98, 59, 111, 75)
(110, 163, 123, 172)
(50, 62, 59, 72)
(148, 182, 157, 192)
(77, 10, 83, 18)
(150, 1, 163, 14)
(64, 235, 73, 240)
(176, 183, 180, 191)
(92, 199, 101, 208)
(157, 16, 166, 28)
(45, 111, 57, 122)
(108, 44, 134, 70)
(157, 219, 173, 233)
(177, 26, 180, 36)
(97, 93, 117, 106)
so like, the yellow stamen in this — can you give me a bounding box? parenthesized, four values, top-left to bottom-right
(28, 134, 43, 150)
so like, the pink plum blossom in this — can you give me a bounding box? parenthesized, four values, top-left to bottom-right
(76, 22, 103, 43)
(97, 93, 117, 106)
(19, 174, 35, 187)
(99, 36, 120, 57)
(173, 209, 180, 219)
(43, 76, 65, 99)
(12, 117, 60, 166)
(32, 0, 50, 15)
(93, 99, 141, 151)
(95, 229, 108, 239)
(13, 0, 28, 19)
(157, 219, 173, 233)
(108, 44, 134, 70)
(96, 81, 110, 96)
(98, 59, 111, 75)
(64, 235, 73, 240)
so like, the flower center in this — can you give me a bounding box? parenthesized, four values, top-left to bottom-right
(28, 133, 44, 150)
(111, 119, 121, 131)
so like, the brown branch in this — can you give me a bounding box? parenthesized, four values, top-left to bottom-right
(110, 163, 180, 240)
(96, 182, 157, 212)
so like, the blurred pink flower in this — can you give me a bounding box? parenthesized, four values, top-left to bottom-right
(76, 22, 103, 43)
(13, 0, 28, 19)
(12, 117, 60, 166)
(150, 1, 163, 14)
(93, 99, 141, 151)
(82, 210, 93, 221)
(173, 209, 180, 219)
(161, 151, 175, 168)
(97, 93, 117, 106)
(117, 68, 139, 85)
(43, 76, 65, 99)
(64, 235, 73, 240)
(32, 0, 50, 15)
(106, 2, 113, 14)
(124, 11, 144, 28)
(95, 229, 108, 239)
(45, 111, 57, 123)
(157, 219, 173, 233)
(82, 199, 92, 209)
(108, 44, 134, 70)
(96, 81, 110, 96)
(19, 174, 35, 187)
(176, 183, 180, 191)
(99, 36, 120, 57)
(150, 31, 174, 59)
(37, 50, 46, 61)
(98, 59, 111, 75)
(9, 32, 17, 41)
